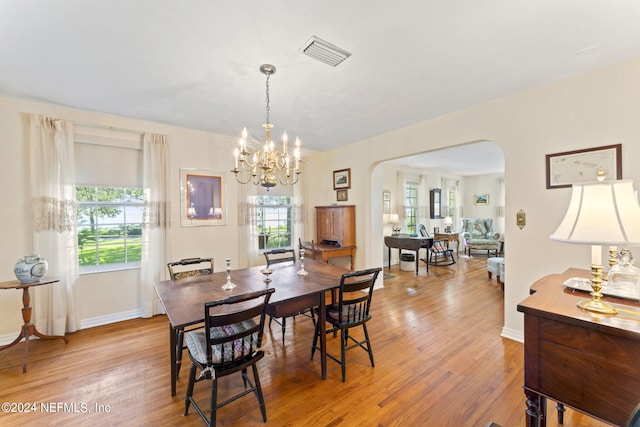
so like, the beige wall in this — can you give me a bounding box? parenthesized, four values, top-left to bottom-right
(2, 56, 640, 343)
(307, 57, 640, 341)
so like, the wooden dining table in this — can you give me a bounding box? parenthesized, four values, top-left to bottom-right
(154, 258, 349, 396)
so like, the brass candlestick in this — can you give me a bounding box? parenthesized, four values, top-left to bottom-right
(577, 264, 616, 314)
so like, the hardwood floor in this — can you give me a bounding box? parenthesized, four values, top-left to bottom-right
(0, 256, 611, 426)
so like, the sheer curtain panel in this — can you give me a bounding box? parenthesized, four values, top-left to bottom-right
(140, 133, 170, 317)
(29, 114, 80, 335)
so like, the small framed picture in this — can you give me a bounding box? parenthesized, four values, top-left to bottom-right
(383, 191, 390, 213)
(336, 189, 348, 202)
(474, 194, 489, 205)
(333, 168, 351, 190)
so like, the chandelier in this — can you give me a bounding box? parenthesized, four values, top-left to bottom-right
(232, 64, 302, 189)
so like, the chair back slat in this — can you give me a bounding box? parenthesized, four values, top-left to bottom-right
(167, 257, 214, 280)
(264, 248, 296, 266)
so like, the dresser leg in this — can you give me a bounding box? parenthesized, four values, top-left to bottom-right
(525, 389, 546, 427)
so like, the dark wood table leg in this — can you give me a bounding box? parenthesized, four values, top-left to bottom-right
(319, 292, 327, 379)
(169, 324, 178, 396)
(0, 285, 68, 373)
(556, 403, 565, 424)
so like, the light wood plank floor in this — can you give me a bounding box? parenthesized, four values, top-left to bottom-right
(0, 256, 611, 426)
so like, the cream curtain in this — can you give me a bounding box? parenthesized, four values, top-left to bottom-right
(30, 114, 80, 335)
(140, 133, 170, 317)
(238, 183, 259, 268)
(293, 170, 308, 249)
(418, 174, 428, 223)
(395, 171, 406, 221)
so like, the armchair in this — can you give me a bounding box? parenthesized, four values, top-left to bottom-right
(460, 218, 502, 257)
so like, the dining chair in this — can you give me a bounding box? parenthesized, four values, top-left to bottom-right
(263, 248, 314, 340)
(311, 267, 382, 382)
(183, 288, 274, 427)
(166, 257, 214, 379)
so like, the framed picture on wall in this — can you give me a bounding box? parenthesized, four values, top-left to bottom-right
(180, 168, 227, 227)
(474, 194, 489, 205)
(383, 191, 390, 213)
(333, 168, 351, 190)
(545, 144, 622, 189)
(336, 189, 348, 202)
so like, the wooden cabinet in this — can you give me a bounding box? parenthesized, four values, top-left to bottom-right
(315, 205, 355, 247)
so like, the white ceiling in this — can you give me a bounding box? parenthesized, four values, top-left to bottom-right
(1, 1, 640, 167)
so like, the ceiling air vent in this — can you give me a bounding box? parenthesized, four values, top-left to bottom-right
(299, 36, 351, 67)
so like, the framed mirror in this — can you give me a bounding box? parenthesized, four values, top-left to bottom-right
(430, 188, 441, 219)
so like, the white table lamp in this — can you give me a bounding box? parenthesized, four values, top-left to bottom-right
(550, 178, 640, 314)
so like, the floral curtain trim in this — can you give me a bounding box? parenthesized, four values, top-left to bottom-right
(32, 196, 77, 233)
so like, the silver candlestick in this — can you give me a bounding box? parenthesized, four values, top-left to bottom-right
(222, 257, 236, 290)
(297, 251, 308, 276)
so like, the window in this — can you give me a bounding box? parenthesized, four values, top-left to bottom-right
(256, 196, 293, 250)
(405, 183, 418, 234)
(74, 126, 143, 273)
(76, 186, 144, 271)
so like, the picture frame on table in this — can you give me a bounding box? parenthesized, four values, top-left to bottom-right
(333, 168, 351, 190)
(180, 168, 227, 227)
(474, 194, 489, 205)
(545, 144, 622, 189)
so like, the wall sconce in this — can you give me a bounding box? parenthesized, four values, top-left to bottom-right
(517, 209, 526, 229)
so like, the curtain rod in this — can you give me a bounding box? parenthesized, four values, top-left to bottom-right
(73, 121, 144, 136)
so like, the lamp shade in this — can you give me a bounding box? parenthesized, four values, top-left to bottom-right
(389, 213, 400, 224)
(443, 216, 453, 226)
(550, 179, 640, 245)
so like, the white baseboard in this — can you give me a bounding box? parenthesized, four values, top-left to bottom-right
(81, 309, 143, 329)
(501, 326, 524, 343)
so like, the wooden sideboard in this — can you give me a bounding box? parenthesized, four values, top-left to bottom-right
(517, 268, 640, 426)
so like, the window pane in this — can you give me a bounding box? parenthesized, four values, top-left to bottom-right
(76, 185, 143, 270)
(256, 196, 293, 251)
(98, 187, 125, 203)
(126, 188, 144, 202)
(77, 186, 97, 202)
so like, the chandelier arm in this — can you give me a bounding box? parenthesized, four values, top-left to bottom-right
(232, 169, 260, 185)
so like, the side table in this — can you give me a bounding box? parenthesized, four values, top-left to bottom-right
(0, 278, 68, 372)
